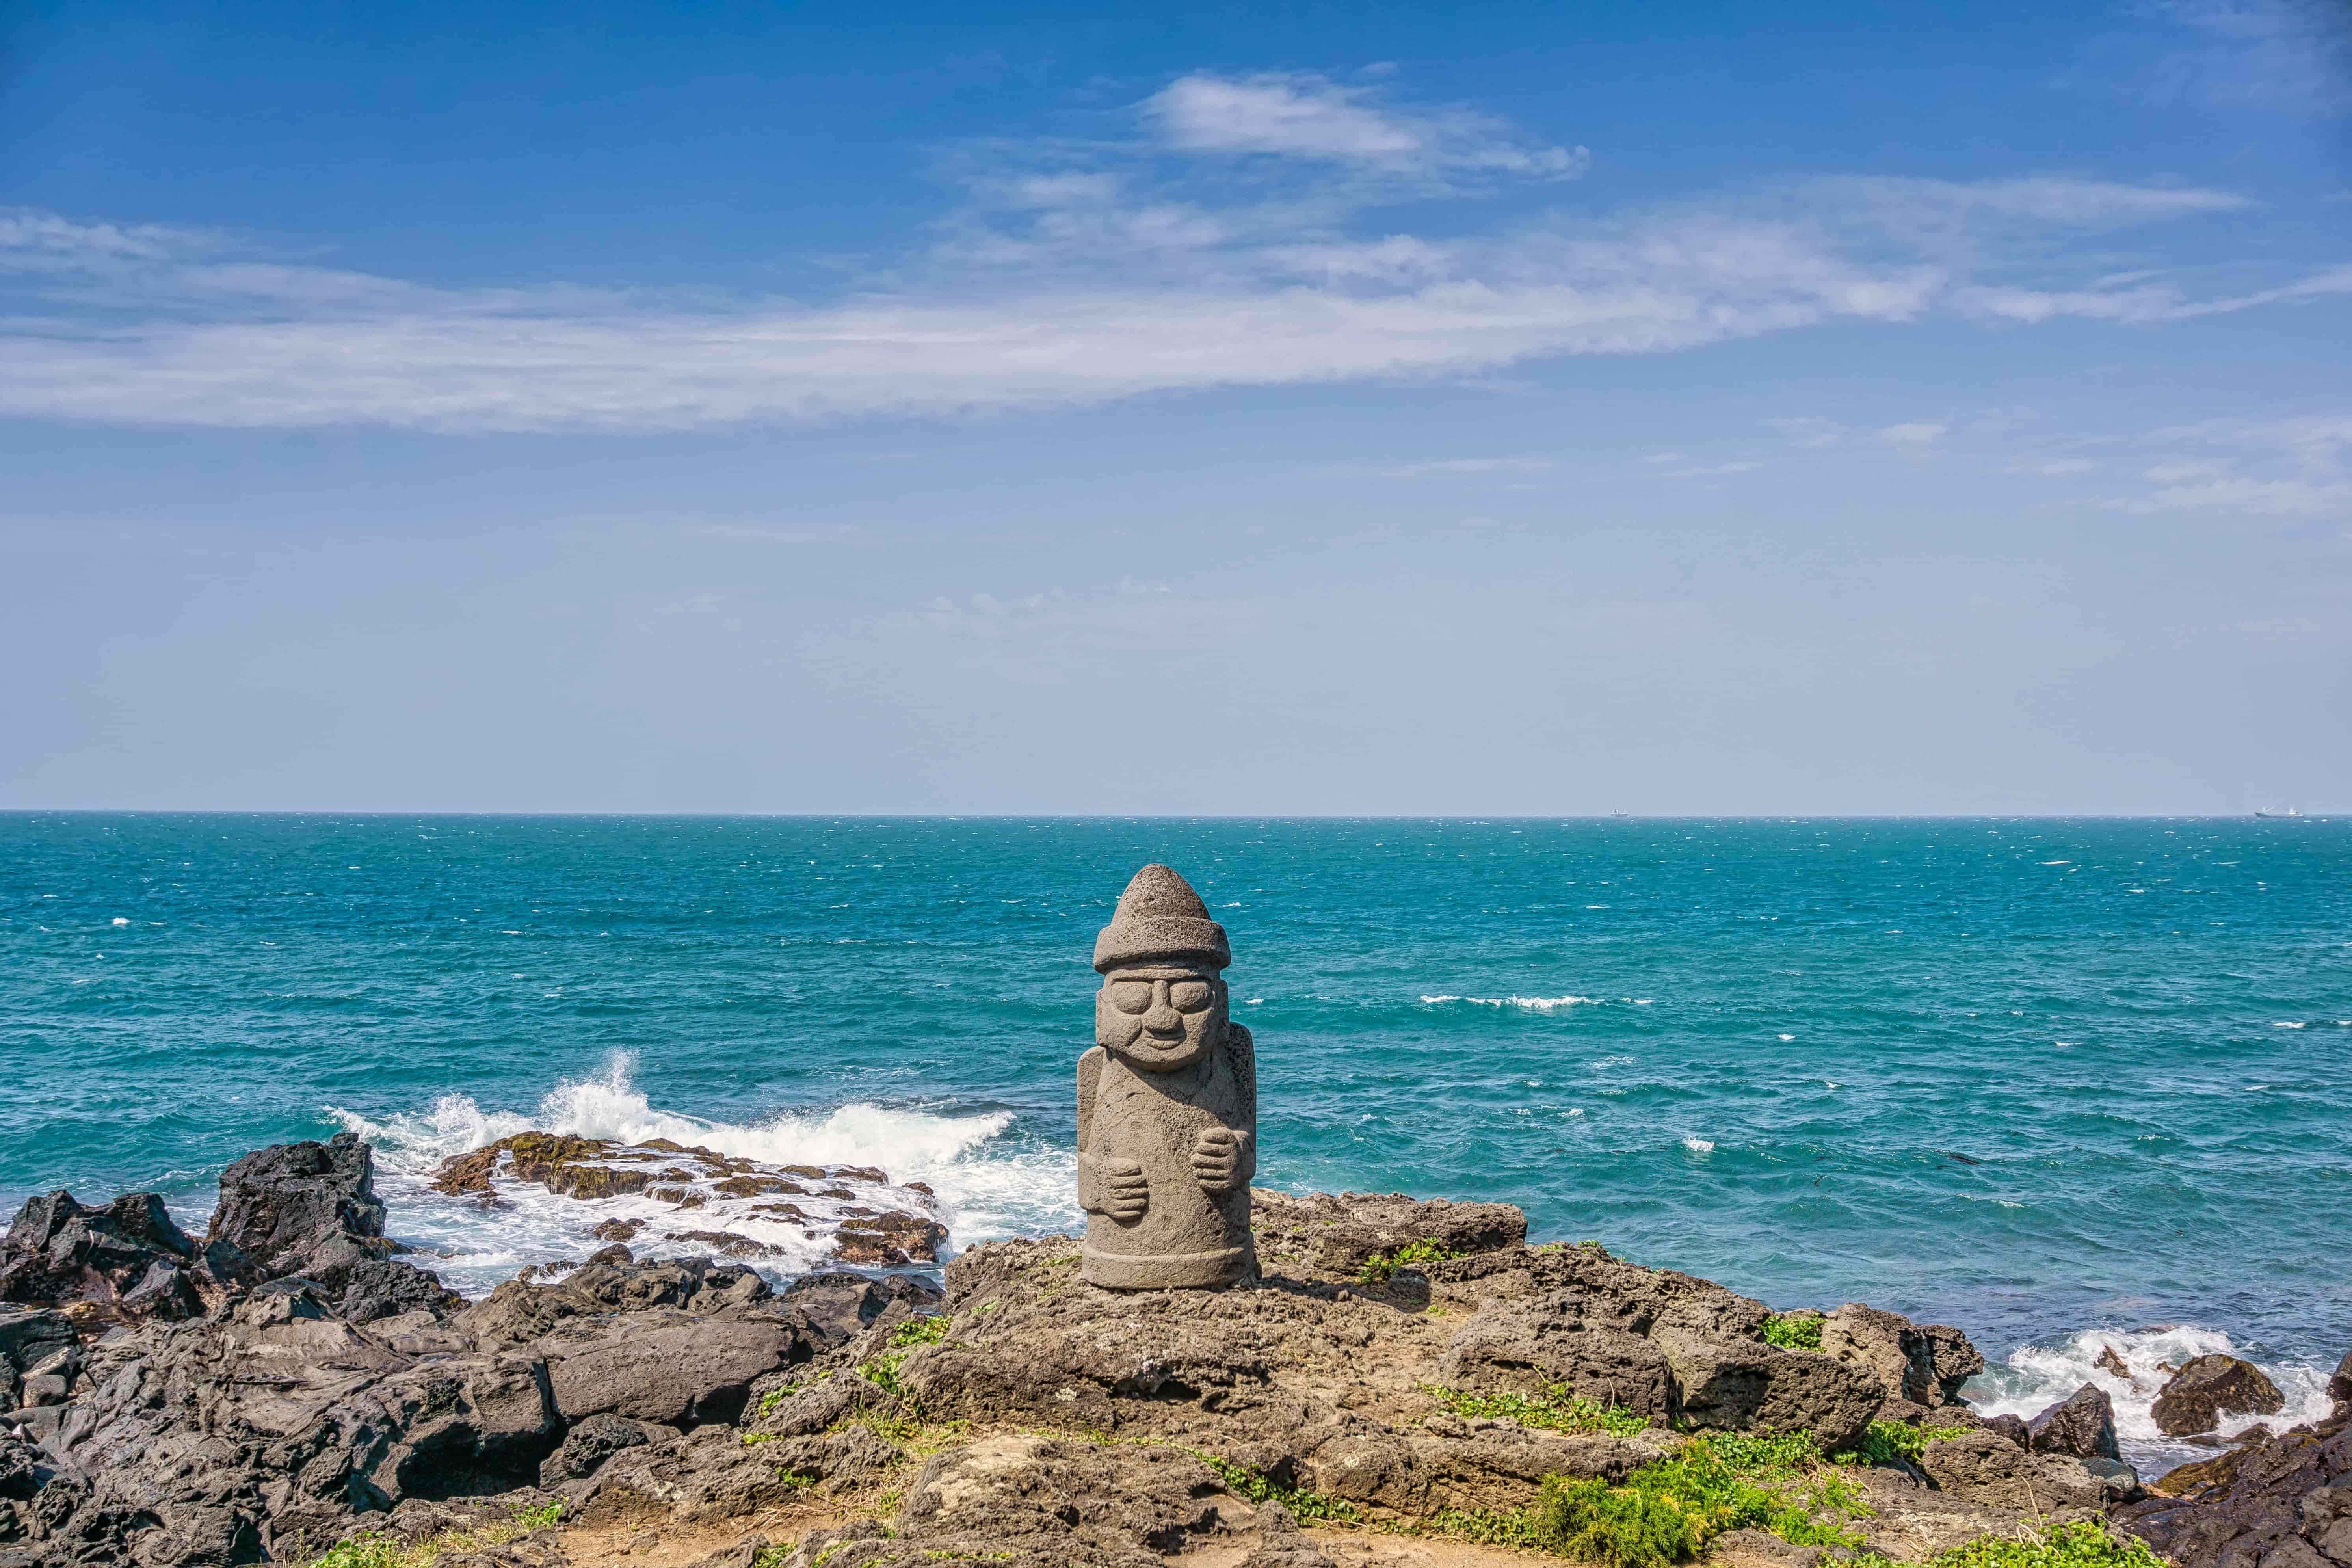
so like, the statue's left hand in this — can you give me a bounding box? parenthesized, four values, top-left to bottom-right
(1192, 1127, 1244, 1192)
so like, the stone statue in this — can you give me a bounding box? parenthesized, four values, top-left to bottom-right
(1077, 863, 1257, 1289)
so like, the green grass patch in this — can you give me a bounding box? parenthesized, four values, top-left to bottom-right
(1833, 1418, 1974, 1467)
(1422, 1382, 1654, 1438)
(1357, 1237, 1470, 1284)
(888, 1313, 951, 1348)
(1926, 1521, 2167, 1568)
(1414, 1430, 1870, 1568)
(1198, 1453, 1361, 1524)
(304, 1500, 563, 1568)
(1761, 1313, 1824, 1352)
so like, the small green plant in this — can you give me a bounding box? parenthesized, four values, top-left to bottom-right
(1199, 1453, 1361, 1523)
(1357, 1236, 1470, 1284)
(778, 1469, 818, 1489)
(509, 1501, 562, 1531)
(1761, 1313, 1825, 1352)
(308, 1537, 408, 1568)
(888, 1313, 951, 1348)
(1422, 1382, 1653, 1438)
(1419, 1430, 1872, 1568)
(750, 1548, 792, 1568)
(1834, 1418, 1973, 1467)
(1926, 1521, 2169, 1568)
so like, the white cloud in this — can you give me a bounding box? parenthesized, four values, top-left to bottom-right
(2123, 0, 2352, 115)
(0, 152, 2311, 435)
(2101, 410, 2352, 519)
(1873, 422, 1949, 446)
(1143, 72, 1587, 178)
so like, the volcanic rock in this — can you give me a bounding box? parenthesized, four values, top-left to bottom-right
(2151, 1354, 2286, 1436)
(0, 1192, 209, 1319)
(2029, 1383, 2122, 1460)
(1820, 1302, 1986, 1407)
(208, 1131, 390, 1280)
(776, 1272, 944, 1350)
(2120, 1376, 2352, 1568)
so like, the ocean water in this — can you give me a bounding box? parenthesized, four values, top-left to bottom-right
(4, 813, 2347, 1471)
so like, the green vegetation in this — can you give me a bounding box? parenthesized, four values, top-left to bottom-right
(889, 1313, 951, 1348)
(303, 1500, 564, 1568)
(1422, 1382, 1654, 1438)
(1761, 1313, 1825, 1352)
(1834, 1417, 1973, 1467)
(1356, 1236, 1470, 1284)
(1198, 1453, 1361, 1524)
(749, 1548, 792, 1568)
(757, 1367, 837, 1419)
(1927, 1521, 2168, 1568)
(1414, 1430, 1871, 1568)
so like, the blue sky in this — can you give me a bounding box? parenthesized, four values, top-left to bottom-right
(4, 0, 2349, 812)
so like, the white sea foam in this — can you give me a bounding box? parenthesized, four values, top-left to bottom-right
(1681, 1136, 1715, 1154)
(327, 1050, 1075, 1298)
(1963, 1324, 2337, 1475)
(1420, 994, 1600, 1011)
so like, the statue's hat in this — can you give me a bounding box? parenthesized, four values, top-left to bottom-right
(1092, 863, 1231, 973)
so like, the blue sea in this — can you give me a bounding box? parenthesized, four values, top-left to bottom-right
(4, 814, 2346, 1469)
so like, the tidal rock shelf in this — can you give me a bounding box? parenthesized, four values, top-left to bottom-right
(427, 1133, 949, 1271)
(4, 1137, 2348, 1568)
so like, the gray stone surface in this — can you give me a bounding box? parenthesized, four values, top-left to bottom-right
(1077, 864, 1257, 1290)
(2153, 1354, 2288, 1436)
(1821, 1301, 1985, 1408)
(2030, 1382, 2122, 1460)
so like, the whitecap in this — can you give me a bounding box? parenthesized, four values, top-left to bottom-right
(328, 1049, 1072, 1298)
(1681, 1136, 1715, 1154)
(1963, 1325, 2337, 1475)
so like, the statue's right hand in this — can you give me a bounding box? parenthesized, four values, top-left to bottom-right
(1099, 1159, 1149, 1223)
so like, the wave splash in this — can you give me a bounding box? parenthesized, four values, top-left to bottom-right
(1962, 1323, 2338, 1475)
(327, 1051, 1075, 1298)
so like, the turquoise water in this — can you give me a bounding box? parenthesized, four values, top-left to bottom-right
(4, 813, 2346, 1456)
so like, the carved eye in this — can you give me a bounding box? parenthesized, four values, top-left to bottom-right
(1108, 980, 1154, 1015)
(1169, 980, 1212, 1012)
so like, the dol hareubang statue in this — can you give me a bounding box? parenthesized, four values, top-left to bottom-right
(1077, 864, 1257, 1289)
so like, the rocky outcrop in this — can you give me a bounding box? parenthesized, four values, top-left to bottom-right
(431, 1134, 948, 1267)
(2151, 1353, 2288, 1436)
(1820, 1302, 1985, 1408)
(2029, 1383, 2122, 1461)
(0, 1148, 2162, 1568)
(1251, 1190, 1527, 1279)
(0, 1193, 211, 1322)
(2120, 1376, 2350, 1568)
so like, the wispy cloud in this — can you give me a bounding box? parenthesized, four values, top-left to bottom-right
(2104, 411, 2352, 519)
(0, 78, 2324, 437)
(1143, 71, 1588, 179)
(2102, 0, 2352, 115)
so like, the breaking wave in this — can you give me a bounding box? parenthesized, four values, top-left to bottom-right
(1962, 1323, 2337, 1475)
(327, 1050, 1075, 1298)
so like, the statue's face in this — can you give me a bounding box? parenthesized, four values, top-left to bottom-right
(1096, 963, 1225, 1072)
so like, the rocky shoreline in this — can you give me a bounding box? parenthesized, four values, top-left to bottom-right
(2, 1135, 2346, 1568)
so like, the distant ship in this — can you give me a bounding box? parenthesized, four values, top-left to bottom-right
(2253, 808, 2304, 819)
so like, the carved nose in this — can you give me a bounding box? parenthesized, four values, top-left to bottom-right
(1142, 991, 1184, 1036)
